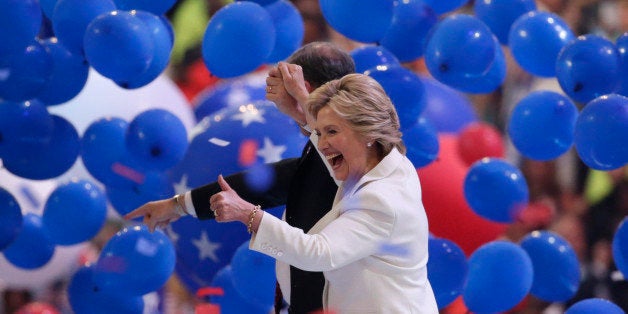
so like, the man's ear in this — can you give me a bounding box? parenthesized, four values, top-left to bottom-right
(305, 81, 313, 92)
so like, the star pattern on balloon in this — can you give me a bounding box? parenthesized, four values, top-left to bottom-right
(188, 116, 211, 141)
(231, 106, 266, 127)
(173, 174, 191, 196)
(257, 137, 287, 163)
(226, 88, 252, 107)
(165, 225, 180, 244)
(192, 230, 221, 263)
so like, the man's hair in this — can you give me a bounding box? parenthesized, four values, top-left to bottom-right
(287, 42, 355, 89)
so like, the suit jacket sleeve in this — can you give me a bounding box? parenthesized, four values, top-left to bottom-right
(191, 157, 300, 219)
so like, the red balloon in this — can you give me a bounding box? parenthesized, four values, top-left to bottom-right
(457, 122, 504, 166)
(418, 134, 507, 256)
(16, 302, 60, 314)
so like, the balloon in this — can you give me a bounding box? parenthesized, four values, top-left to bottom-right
(193, 73, 267, 122)
(36, 38, 90, 106)
(0, 99, 54, 157)
(427, 237, 468, 309)
(264, 0, 304, 64)
(418, 76, 478, 133)
(463, 241, 533, 313)
(457, 122, 504, 166)
(320, 0, 393, 43)
(0, 0, 42, 56)
(42, 178, 107, 245)
(106, 170, 174, 217)
(380, 0, 438, 62)
(556, 34, 621, 104)
(2, 115, 80, 180)
(84, 10, 155, 83)
(209, 265, 272, 313)
(565, 298, 625, 314)
(113, 0, 177, 15)
(51, 0, 117, 54)
(508, 11, 575, 77)
(2, 214, 55, 269)
(618, 33, 628, 97)
(365, 65, 426, 130)
(119, 11, 173, 89)
(126, 108, 188, 171)
(473, 0, 537, 45)
(402, 117, 439, 168)
(350, 45, 400, 74)
(425, 14, 496, 79)
(230, 240, 276, 309)
(464, 158, 529, 223)
(418, 135, 507, 255)
(68, 264, 145, 314)
(423, 0, 468, 15)
(613, 217, 628, 279)
(93, 224, 175, 296)
(202, 2, 275, 78)
(520, 230, 580, 302)
(0, 187, 22, 251)
(15, 302, 60, 314)
(0, 41, 53, 102)
(574, 94, 628, 170)
(507, 90, 578, 161)
(40, 0, 57, 18)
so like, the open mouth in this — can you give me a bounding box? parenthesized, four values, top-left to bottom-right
(326, 153, 343, 169)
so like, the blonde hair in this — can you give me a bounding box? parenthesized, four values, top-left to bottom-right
(307, 73, 406, 156)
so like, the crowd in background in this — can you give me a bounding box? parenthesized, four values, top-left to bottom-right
(2, 0, 628, 313)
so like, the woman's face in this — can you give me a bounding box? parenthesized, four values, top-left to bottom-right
(314, 106, 378, 182)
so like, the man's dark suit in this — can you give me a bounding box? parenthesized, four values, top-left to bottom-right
(190, 141, 337, 314)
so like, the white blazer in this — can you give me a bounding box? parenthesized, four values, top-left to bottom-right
(250, 148, 438, 313)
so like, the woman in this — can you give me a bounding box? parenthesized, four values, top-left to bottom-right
(211, 73, 438, 313)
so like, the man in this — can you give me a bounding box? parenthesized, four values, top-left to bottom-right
(126, 41, 355, 313)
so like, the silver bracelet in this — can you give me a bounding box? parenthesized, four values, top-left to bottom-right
(173, 194, 188, 216)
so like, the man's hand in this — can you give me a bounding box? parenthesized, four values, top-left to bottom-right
(266, 66, 306, 125)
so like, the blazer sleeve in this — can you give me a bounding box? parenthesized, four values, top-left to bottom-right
(250, 190, 395, 271)
(191, 157, 300, 219)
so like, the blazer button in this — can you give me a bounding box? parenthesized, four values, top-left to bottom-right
(277, 251, 284, 257)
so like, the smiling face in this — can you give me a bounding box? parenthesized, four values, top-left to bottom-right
(314, 106, 379, 182)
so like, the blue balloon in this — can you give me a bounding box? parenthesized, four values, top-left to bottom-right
(565, 298, 625, 314)
(463, 241, 533, 313)
(423, 0, 468, 15)
(0, 187, 22, 251)
(320, 0, 393, 43)
(84, 10, 155, 83)
(106, 170, 174, 217)
(402, 117, 439, 168)
(427, 237, 468, 309)
(508, 11, 575, 77)
(2, 213, 55, 269)
(264, 0, 304, 64)
(193, 76, 267, 122)
(42, 179, 107, 245)
(574, 94, 628, 170)
(244, 162, 276, 193)
(209, 265, 275, 313)
(230, 240, 276, 309)
(36, 38, 90, 105)
(202, 2, 275, 78)
(613, 217, 628, 279)
(418, 76, 478, 133)
(93, 225, 175, 296)
(113, 0, 176, 15)
(3, 115, 80, 180)
(68, 264, 145, 314)
(0, 0, 42, 56)
(40, 0, 57, 18)
(365, 65, 426, 130)
(425, 14, 496, 79)
(0, 41, 53, 102)
(463, 158, 529, 223)
(473, 0, 537, 44)
(556, 34, 621, 104)
(350, 45, 400, 74)
(618, 33, 628, 97)
(380, 0, 438, 62)
(0, 99, 54, 157)
(118, 11, 173, 89)
(507, 90, 578, 161)
(51, 0, 117, 54)
(125, 109, 188, 171)
(520, 230, 580, 302)
(236, 0, 278, 5)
